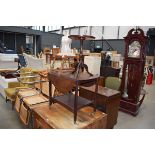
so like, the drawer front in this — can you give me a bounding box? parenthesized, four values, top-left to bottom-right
(33, 113, 52, 129)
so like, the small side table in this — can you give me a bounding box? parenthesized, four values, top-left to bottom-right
(48, 70, 99, 123)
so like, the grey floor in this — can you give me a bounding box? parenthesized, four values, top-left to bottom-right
(115, 80, 155, 129)
(0, 81, 155, 129)
(0, 97, 25, 129)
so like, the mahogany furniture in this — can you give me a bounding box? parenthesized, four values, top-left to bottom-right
(32, 103, 107, 129)
(48, 70, 99, 123)
(79, 85, 120, 129)
(120, 28, 148, 115)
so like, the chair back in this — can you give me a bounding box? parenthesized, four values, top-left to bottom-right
(19, 67, 38, 88)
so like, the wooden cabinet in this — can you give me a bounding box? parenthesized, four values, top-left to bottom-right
(79, 85, 120, 129)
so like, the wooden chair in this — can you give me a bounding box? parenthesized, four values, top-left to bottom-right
(4, 68, 44, 109)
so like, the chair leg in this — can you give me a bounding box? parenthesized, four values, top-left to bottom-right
(12, 101, 15, 110)
(6, 97, 8, 103)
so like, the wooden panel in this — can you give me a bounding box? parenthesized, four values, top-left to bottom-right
(32, 103, 107, 129)
(20, 103, 29, 125)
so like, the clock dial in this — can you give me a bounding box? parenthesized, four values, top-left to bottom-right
(128, 41, 141, 58)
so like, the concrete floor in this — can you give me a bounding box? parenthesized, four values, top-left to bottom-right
(115, 80, 155, 129)
(0, 97, 25, 129)
(0, 81, 155, 129)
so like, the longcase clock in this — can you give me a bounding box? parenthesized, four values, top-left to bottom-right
(119, 28, 148, 115)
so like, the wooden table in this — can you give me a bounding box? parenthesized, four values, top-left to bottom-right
(48, 70, 99, 123)
(32, 103, 107, 129)
(79, 85, 120, 129)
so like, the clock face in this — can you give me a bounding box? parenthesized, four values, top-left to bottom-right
(128, 41, 141, 58)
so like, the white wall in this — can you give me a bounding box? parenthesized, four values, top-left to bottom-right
(70, 27, 79, 35)
(119, 26, 136, 39)
(91, 26, 103, 39)
(56, 26, 155, 39)
(104, 26, 118, 39)
(80, 27, 88, 35)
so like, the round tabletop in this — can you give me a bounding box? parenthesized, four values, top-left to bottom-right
(68, 35, 95, 40)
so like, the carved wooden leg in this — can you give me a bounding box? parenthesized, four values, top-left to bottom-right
(84, 64, 93, 76)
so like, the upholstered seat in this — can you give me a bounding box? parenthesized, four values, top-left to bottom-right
(5, 88, 17, 101)
(105, 77, 121, 91)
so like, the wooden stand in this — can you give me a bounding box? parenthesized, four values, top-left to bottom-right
(32, 103, 107, 129)
(68, 35, 95, 76)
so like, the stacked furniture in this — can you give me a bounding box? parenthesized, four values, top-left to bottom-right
(4, 67, 41, 109)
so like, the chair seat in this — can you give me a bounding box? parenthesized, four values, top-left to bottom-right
(4, 88, 17, 101)
(5, 87, 28, 101)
